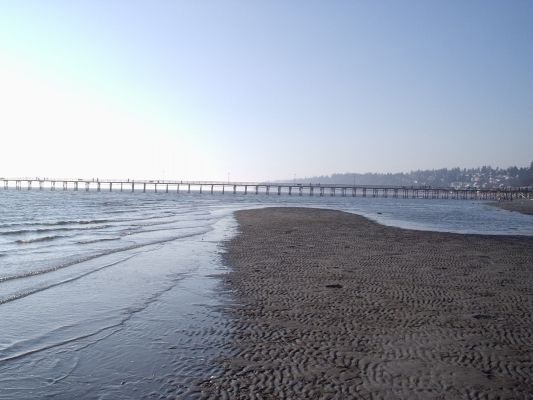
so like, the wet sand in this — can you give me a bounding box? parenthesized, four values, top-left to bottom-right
(491, 199, 533, 215)
(200, 207, 533, 399)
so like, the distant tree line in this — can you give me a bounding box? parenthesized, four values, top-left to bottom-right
(297, 162, 533, 188)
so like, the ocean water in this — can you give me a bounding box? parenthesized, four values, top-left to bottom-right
(0, 190, 532, 399)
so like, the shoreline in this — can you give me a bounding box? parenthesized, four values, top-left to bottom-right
(489, 199, 533, 215)
(200, 207, 533, 399)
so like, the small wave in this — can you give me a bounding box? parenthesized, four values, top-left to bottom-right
(15, 235, 65, 244)
(0, 225, 112, 236)
(51, 219, 112, 225)
(0, 253, 139, 307)
(0, 226, 213, 283)
(0, 219, 112, 229)
(77, 237, 121, 245)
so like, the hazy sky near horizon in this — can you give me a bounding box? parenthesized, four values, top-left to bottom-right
(1, 1, 532, 181)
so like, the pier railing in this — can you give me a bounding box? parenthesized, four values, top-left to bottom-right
(0, 177, 530, 201)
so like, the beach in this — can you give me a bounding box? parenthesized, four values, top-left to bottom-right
(2, 192, 533, 399)
(200, 207, 533, 399)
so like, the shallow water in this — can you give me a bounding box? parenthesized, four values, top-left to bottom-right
(0, 190, 531, 399)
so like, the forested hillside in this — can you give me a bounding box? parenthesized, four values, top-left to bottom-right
(296, 162, 533, 188)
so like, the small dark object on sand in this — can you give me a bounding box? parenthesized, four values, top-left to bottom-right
(325, 283, 343, 289)
(473, 314, 493, 320)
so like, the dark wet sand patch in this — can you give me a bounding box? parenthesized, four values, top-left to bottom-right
(199, 207, 533, 399)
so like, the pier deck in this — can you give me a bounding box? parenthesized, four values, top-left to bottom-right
(1, 178, 529, 200)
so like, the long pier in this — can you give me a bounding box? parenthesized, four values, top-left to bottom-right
(1, 178, 530, 200)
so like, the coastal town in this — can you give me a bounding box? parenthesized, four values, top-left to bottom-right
(304, 162, 533, 189)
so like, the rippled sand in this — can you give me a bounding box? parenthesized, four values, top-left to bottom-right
(199, 207, 533, 399)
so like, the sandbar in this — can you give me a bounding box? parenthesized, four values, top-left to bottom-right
(200, 207, 533, 399)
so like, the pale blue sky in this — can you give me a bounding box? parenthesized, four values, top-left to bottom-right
(1, 1, 532, 181)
